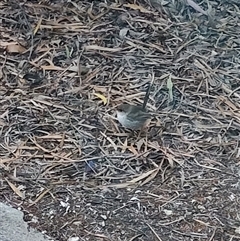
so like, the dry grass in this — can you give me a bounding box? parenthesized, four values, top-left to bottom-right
(1, 0, 240, 240)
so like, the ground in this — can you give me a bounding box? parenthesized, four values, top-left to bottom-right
(1, 0, 240, 240)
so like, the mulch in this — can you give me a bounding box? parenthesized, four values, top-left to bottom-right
(1, 0, 240, 240)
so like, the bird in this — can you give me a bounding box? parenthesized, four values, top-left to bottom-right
(116, 104, 152, 130)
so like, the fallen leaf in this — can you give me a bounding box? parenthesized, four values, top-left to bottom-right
(141, 168, 159, 186)
(41, 65, 64, 71)
(187, 0, 208, 16)
(128, 144, 138, 155)
(94, 93, 107, 105)
(6, 44, 26, 53)
(5, 178, 25, 198)
(84, 45, 122, 52)
(33, 17, 42, 35)
(123, 4, 152, 13)
(121, 138, 128, 153)
(167, 74, 173, 102)
(29, 188, 51, 206)
(91, 85, 107, 92)
(136, 138, 145, 151)
(119, 28, 129, 39)
(129, 169, 158, 184)
(0, 41, 18, 47)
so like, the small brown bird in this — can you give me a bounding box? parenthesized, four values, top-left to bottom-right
(116, 104, 152, 130)
(117, 79, 154, 130)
